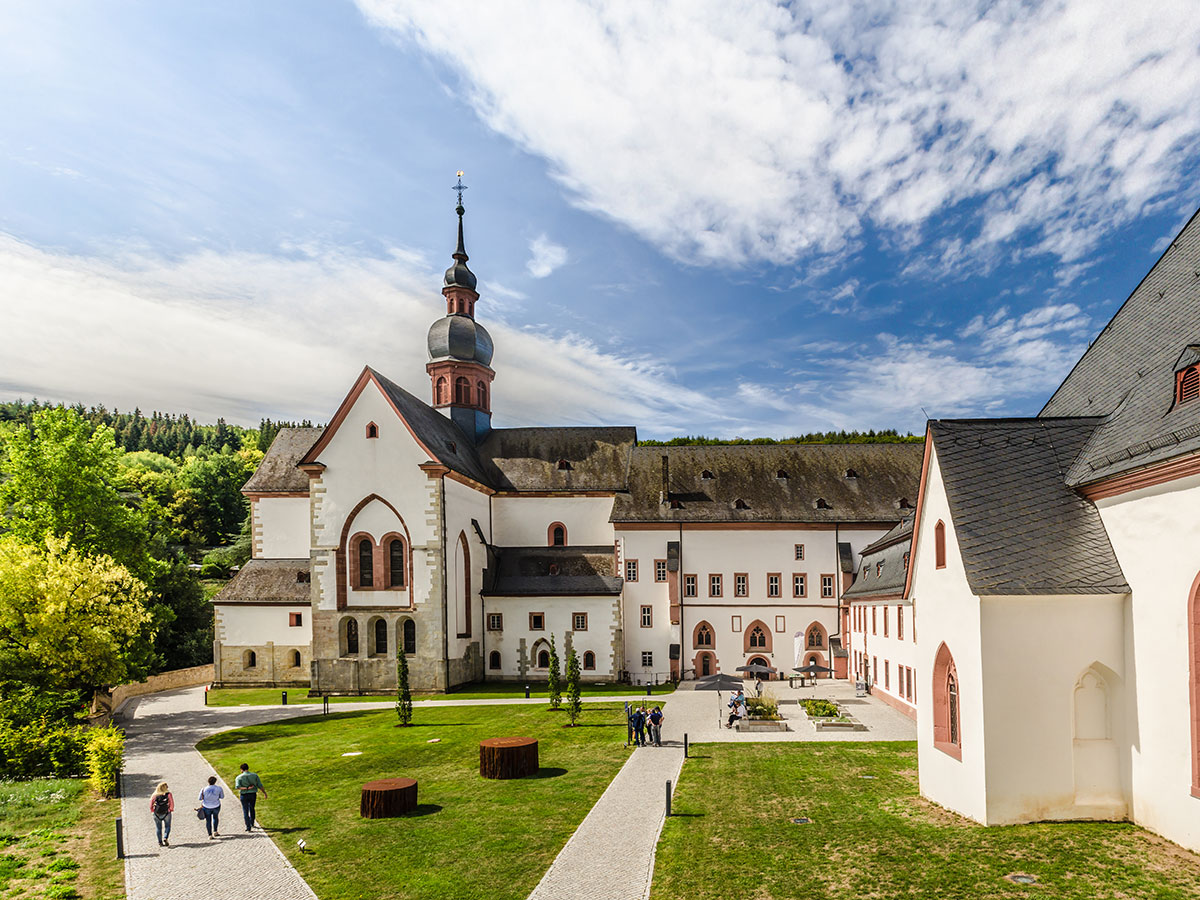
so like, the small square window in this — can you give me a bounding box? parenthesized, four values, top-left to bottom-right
(731, 615, 742, 632)
(530, 612, 545, 631)
(709, 574, 723, 597)
(767, 573, 781, 597)
(792, 573, 807, 598)
(487, 613, 503, 631)
(794, 543, 805, 560)
(640, 605, 652, 628)
(641, 651, 653, 667)
(774, 615, 785, 632)
(289, 612, 303, 627)
(573, 612, 588, 631)
(654, 559, 668, 582)
(684, 574, 697, 597)
(821, 574, 835, 598)
(625, 559, 639, 582)
(734, 573, 748, 597)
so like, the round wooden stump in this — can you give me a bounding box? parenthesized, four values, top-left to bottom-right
(479, 736, 539, 779)
(360, 777, 418, 818)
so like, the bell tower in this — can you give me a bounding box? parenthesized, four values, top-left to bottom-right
(426, 173, 495, 443)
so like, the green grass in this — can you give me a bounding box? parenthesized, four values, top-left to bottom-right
(653, 742, 1200, 900)
(206, 681, 652, 707)
(0, 779, 125, 900)
(197, 703, 630, 900)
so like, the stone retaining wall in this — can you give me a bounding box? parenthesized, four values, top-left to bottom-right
(96, 664, 216, 715)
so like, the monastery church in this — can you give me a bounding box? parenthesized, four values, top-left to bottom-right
(215, 193, 1200, 854)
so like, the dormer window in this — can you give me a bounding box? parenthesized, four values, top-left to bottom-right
(734, 498, 749, 509)
(1178, 365, 1200, 404)
(845, 468, 858, 478)
(776, 470, 789, 479)
(815, 498, 831, 509)
(365, 422, 378, 439)
(557, 458, 572, 470)
(669, 499, 684, 509)
(548, 563, 560, 576)
(876, 562, 883, 576)
(701, 470, 714, 480)
(897, 497, 913, 509)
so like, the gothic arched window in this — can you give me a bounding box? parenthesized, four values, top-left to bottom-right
(344, 618, 359, 656)
(358, 539, 374, 587)
(749, 626, 766, 649)
(374, 618, 388, 656)
(695, 624, 713, 647)
(808, 627, 822, 648)
(388, 538, 406, 587)
(402, 619, 416, 656)
(537, 649, 550, 668)
(933, 642, 961, 759)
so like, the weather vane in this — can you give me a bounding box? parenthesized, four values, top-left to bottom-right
(452, 170, 468, 210)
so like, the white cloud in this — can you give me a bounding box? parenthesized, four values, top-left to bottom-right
(525, 234, 567, 278)
(0, 234, 723, 434)
(358, 0, 1200, 272)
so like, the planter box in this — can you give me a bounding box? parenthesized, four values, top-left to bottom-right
(797, 704, 868, 732)
(735, 718, 791, 732)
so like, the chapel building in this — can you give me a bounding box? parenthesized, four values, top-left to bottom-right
(212, 197, 924, 694)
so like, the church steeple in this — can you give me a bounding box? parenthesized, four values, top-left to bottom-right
(426, 172, 495, 443)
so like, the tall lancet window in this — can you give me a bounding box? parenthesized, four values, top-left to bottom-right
(358, 539, 373, 587)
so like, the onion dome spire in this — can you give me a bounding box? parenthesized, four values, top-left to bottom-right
(444, 171, 477, 291)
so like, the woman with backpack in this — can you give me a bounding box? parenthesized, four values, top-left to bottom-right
(150, 782, 174, 847)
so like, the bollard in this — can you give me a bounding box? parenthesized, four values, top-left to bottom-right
(323, 695, 329, 716)
(646, 685, 652, 697)
(665, 780, 672, 818)
(115, 817, 124, 859)
(204, 684, 209, 706)
(524, 685, 530, 699)
(684, 733, 689, 758)
(282, 690, 288, 706)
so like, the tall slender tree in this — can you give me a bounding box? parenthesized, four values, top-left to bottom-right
(396, 649, 412, 726)
(565, 646, 582, 726)
(547, 634, 562, 710)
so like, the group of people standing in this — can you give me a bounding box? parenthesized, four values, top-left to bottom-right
(628, 704, 665, 747)
(149, 763, 268, 846)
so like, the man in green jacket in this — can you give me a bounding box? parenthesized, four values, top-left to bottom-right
(234, 763, 268, 832)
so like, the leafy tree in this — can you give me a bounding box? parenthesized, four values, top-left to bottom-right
(150, 556, 213, 669)
(0, 536, 155, 697)
(547, 634, 562, 710)
(396, 649, 413, 726)
(175, 450, 258, 545)
(565, 646, 582, 726)
(0, 408, 148, 574)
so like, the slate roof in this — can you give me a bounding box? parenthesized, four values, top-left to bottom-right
(929, 419, 1128, 595)
(611, 444, 923, 523)
(482, 545, 622, 596)
(242, 428, 323, 493)
(844, 516, 912, 600)
(477, 427, 636, 492)
(213, 558, 311, 604)
(1040, 207, 1200, 485)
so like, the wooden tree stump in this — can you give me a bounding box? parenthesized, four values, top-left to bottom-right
(360, 777, 418, 818)
(479, 736, 539, 779)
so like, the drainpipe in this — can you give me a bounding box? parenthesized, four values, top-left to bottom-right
(832, 524, 843, 677)
(440, 476, 450, 692)
(677, 523, 684, 679)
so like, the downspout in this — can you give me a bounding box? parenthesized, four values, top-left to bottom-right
(440, 475, 450, 692)
(832, 523, 843, 674)
(677, 522, 684, 679)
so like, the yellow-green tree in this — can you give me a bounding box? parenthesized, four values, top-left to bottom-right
(0, 536, 155, 696)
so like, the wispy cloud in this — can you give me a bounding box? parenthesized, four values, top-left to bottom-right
(525, 234, 567, 278)
(359, 0, 1200, 273)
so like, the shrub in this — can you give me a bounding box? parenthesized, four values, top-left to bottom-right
(547, 635, 561, 710)
(85, 726, 124, 797)
(800, 698, 840, 718)
(0, 720, 88, 778)
(745, 694, 780, 720)
(565, 647, 582, 725)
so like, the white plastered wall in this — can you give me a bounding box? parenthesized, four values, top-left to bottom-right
(218, 605, 311, 645)
(491, 496, 615, 546)
(848, 599, 918, 713)
(255, 497, 310, 559)
(911, 445, 989, 822)
(1096, 471, 1200, 853)
(979, 593, 1127, 824)
(444, 477, 491, 656)
(481, 595, 621, 679)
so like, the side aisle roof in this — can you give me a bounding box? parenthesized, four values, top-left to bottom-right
(242, 427, 324, 493)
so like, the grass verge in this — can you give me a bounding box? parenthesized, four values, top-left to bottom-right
(652, 742, 1200, 900)
(0, 778, 125, 900)
(197, 702, 629, 900)
(206, 682, 652, 707)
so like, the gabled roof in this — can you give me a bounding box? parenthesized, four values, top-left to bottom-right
(213, 558, 311, 604)
(611, 443, 923, 523)
(844, 516, 912, 600)
(482, 545, 622, 596)
(477, 427, 636, 492)
(242, 427, 323, 493)
(1041, 206, 1200, 485)
(928, 418, 1128, 596)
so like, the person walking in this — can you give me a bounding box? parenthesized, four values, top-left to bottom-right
(150, 782, 174, 847)
(647, 705, 664, 747)
(631, 706, 646, 746)
(198, 775, 224, 838)
(234, 763, 268, 833)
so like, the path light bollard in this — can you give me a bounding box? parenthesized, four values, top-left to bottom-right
(115, 817, 124, 859)
(282, 690, 288, 706)
(204, 685, 209, 706)
(646, 684, 652, 697)
(684, 733, 688, 758)
(665, 780, 672, 818)
(323, 695, 329, 715)
(524, 685, 530, 699)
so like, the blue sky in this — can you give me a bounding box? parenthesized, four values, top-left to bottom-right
(3, 0, 1200, 439)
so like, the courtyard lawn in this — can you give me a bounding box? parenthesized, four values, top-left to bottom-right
(206, 681, 650, 707)
(652, 742, 1200, 900)
(197, 703, 628, 900)
(0, 778, 126, 900)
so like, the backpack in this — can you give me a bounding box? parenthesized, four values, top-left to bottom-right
(153, 793, 169, 817)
